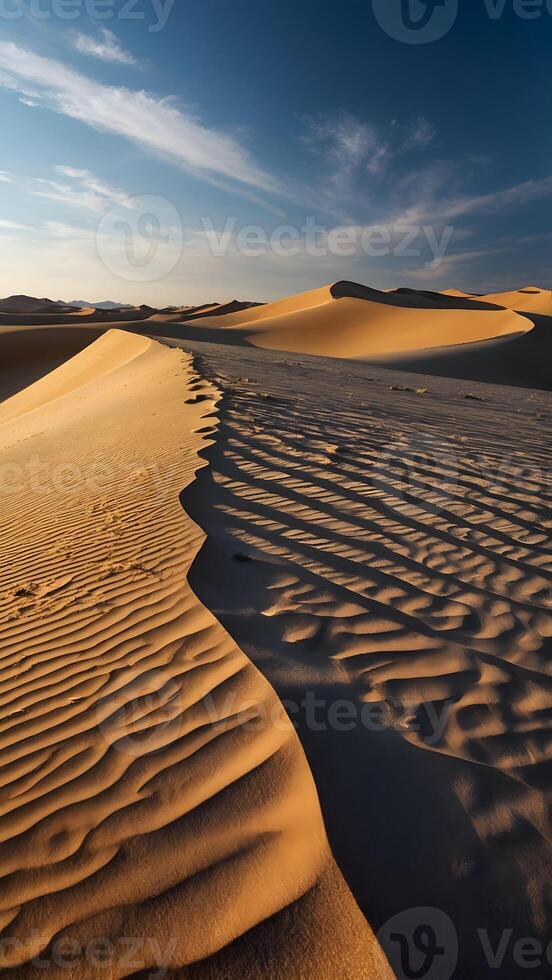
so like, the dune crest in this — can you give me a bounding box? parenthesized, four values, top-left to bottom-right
(0, 330, 387, 976)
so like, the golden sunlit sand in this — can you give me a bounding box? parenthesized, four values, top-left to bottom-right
(175, 281, 531, 358)
(0, 328, 389, 976)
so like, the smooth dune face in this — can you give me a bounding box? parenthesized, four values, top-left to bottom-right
(0, 330, 337, 976)
(186, 283, 531, 359)
(442, 288, 475, 298)
(245, 297, 530, 357)
(443, 286, 552, 317)
(479, 287, 552, 317)
(182, 285, 333, 330)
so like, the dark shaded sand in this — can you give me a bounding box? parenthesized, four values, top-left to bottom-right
(174, 338, 552, 980)
(375, 313, 552, 391)
(0, 326, 103, 401)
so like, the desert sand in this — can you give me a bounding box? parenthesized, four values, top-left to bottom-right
(0, 329, 390, 977)
(1, 280, 551, 977)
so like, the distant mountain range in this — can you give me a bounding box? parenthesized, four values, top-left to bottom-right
(66, 300, 128, 310)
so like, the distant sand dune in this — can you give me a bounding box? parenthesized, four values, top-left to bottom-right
(444, 285, 552, 317)
(0, 331, 388, 976)
(173, 280, 532, 360)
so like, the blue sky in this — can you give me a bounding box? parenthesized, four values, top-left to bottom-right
(0, 0, 551, 304)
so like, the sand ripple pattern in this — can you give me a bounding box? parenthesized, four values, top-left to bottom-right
(182, 343, 552, 957)
(0, 331, 331, 976)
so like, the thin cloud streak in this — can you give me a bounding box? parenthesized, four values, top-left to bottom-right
(71, 29, 137, 66)
(0, 42, 281, 196)
(29, 166, 136, 215)
(0, 218, 32, 231)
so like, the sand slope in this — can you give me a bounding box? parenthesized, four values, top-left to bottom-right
(0, 330, 389, 976)
(182, 281, 531, 359)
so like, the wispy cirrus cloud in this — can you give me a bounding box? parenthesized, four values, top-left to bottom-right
(0, 218, 32, 231)
(70, 29, 137, 66)
(302, 111, 389, 198)
(450, 176, 552, 219)
(0, 170, 14, 183)
(391, 166, 552, 227)
(302, 111, 388, 175)
(299, 111, 440, 220)
(402, 115, 435, 150)
(0, 41, 281, 197)
(29, 166, 135, 215)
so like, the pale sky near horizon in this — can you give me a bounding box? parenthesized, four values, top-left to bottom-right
(0, 0, 551, 305)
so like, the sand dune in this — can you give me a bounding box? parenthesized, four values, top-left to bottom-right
(0, 296, 76, 316)
(0, 278, 550, 394)
(444, 285, 552, 317)
(179, 281, 531, 359)
(381, 318, 552, 390)
(0, 278, 549, 402)
(178, 300, 263, 322)
(0, 330, 389, 976)
(153, 280, 548, 389)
